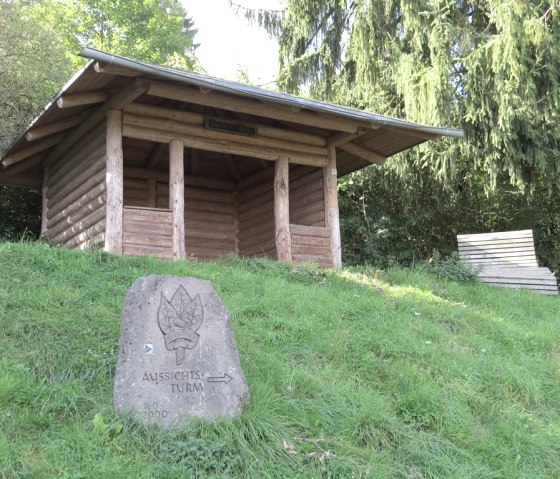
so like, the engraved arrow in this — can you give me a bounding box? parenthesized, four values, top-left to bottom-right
(207, 373, 233, 385)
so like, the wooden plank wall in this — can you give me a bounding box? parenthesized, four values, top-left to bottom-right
(158, 184, 237, 260)
(44, 123, 107, 250)
(291, 224, 333, 268)
(237, 168, 276, 259)
(123, 174, 236, 260)
(122, 207, 173, 259)
(290, 165, 325, 227)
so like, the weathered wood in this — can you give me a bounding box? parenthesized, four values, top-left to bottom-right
(47, 79, 149, 166)
(122, 243, 173, 260)
(48, 184, 106, 231)
(47, 169, 105, 220)
(48, 145, 106, 202)
(457, 230, 557, 295)
(327, 130, 365, 147)
(105, 109, 124, 254)
(290, 224, 331, 238)
(323, 146, 341, 267)
(292, 244, 332, 256)
(294, 211, 325, 227)
(51, 206, 105, 244)
(169, 139, 185, 260)
(274, 156, 291, 262)
(47, 194, 106, 239)
(147, 81, 361, 133)
(57, 90, 111, 109)
(291, 234, 331, 247)
(124, 113, 328, 156)
(338, 141, 386, 165)
(122, 123, 328, 167)
(123, 207, 173, 259)
(236, 165, 275, 191)
(94, 62, 140, 77)
(124, 166, 235, 191)
(2, 133, 65, 168)
(63, 220, 106, 249)
(26, 115, 82, 142)
(0, 152, 46, 181)
(47, 121, 105, 177)
(124, 102, 326, 146)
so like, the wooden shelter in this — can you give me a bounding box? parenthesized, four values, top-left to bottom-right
(0, 48, 463, 267)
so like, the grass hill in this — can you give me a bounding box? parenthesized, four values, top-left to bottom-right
(1, 241, 559, 478)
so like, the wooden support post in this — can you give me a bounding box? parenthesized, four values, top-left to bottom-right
(169, 139, 185, 260)
(105, 110, 124, 255)
(274, 156, 292, 262)
(324, 146, 342, 268)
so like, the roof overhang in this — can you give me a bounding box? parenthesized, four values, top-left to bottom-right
(0, 48, 464, 187)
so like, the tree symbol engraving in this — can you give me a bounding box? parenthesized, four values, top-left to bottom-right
(157, 286, 204, 365)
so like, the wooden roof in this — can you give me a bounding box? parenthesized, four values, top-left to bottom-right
(0, 48, 463, 188)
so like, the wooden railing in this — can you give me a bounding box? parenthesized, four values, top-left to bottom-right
(122, 206, 173, 259)
(290, 224, 333, 268)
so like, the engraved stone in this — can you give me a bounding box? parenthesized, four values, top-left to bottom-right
(114, 276, 249, 427)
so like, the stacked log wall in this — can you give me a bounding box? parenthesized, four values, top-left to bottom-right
(237, 168, 276, 259)
(289, 165, 325, 227)
(44, 123, 107, 250)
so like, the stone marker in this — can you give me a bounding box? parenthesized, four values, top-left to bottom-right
(114, 276, 249, 427)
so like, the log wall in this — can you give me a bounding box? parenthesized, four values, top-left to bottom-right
(44, 122, 107, 250)
(237, 168, 276, 259)
(289, 165, 325, 227)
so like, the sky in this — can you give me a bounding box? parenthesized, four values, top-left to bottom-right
(184, 1, 282, 87)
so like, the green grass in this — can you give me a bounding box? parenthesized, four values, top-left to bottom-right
(1, 241, 559, 478)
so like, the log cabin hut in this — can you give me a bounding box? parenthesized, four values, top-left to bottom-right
(0, 48, 463, 267)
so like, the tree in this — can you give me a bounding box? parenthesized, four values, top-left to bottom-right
(239, 1, 560, 271)
(245, 0, 560, 191)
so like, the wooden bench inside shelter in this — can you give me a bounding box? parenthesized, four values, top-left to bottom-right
(457, 229, 558, 295)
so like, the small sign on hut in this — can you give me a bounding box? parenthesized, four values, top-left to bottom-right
(0, 48, 463, 267)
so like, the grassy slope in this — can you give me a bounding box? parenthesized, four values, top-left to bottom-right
(0, 242, 559, 479)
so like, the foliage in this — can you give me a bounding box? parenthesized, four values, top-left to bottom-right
(0, 0, 73, 151)
(0, 186, 41, 241)
(421, 252, 481, 283)
(1, 243, 559, 478)
(249, 0, 560, 192)
(32, 0, 198, 70)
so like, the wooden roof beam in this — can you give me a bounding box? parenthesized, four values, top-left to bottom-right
(25, 115, 82, 141)
(46, 78, 150, 165)
(0, 152, 46, 180)
(57, 90, 111, 109)
(337, 142, 387, 165)
(1, 134, 65, 168)
(326, 128, 368, 147)
(94, 62, 140, 77)
(146, 80, 361, 134)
